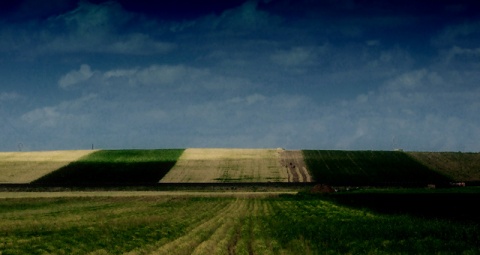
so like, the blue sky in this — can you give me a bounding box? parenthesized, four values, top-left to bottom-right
(1, 0, 479, 151)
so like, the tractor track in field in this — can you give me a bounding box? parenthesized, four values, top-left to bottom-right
(160, 148, 289, 183)
(277, 150, 312, 183)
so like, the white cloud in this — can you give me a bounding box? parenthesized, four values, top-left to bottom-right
(382, 69, 451, 94)
(21, 106, 60, 128)
(228, 93, 266, 105)
(103, 68, 138, 79)
(58, 64, 94, 88)
(136, 65, 189, 85)
(97, 64, 244, 92)
(245, 93, 266, 105)
(270, 47, 316, 67)
(384, 69, 429, 91)
(54, 63, 252, 106)
(3, 1, 174, 57)
(366, 40, 380, 46)
(3, 1, 480, 151)
(143, 109, 168, 122)
(433, 21, 480, 48)
(20, 94, 98, 129)
(0, 92, 22, 102)
(211, 1, 281, 31)
(107, 34, 175, 55)
(315, 67, 480, 151)
(442, 46, 480, 66)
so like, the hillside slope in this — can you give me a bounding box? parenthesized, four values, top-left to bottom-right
(33, 149, 183, 186)
(407, 152, 480, 182)
(160, 148, 300, 183)
(0, 150, 95, 184)
(1, 149, 479, 186)
(302, 150, 452, 186)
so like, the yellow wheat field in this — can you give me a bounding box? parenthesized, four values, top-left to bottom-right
(160, 148, 289, 183)
(0, 150, 95, 183)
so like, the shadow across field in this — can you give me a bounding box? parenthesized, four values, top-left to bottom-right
(326, 189, 480, 223)
(303, 150, 452, 186)
(32, 149, 183, 186)
(33, 162, 177, 186)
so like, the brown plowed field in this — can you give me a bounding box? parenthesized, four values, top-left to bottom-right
(0, 150, 95, 183)
(408, 152, 480, 182)
(277, 149, 312, 182)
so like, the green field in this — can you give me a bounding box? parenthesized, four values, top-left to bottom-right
(32, 149, 184, 186)
(1, 190, 479, 254)
(407, 151, 480, 182)
(303, 150, 452, 186)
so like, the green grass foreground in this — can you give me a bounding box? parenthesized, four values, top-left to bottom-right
(303, 150, 451, 186)
(32, 149, 184, 186)
(1, 190, 479, 254)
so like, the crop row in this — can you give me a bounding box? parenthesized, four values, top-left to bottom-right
(1, 192, 479, 254)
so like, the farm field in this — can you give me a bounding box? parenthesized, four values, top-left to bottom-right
(0, 150, 94, 184)
(407, 151, 480, 182)
(278, 150, 311, 182)
(2, 148, 480, 254)
(33, 149, 184, 186)
(2, 148, 480, 187)
(1, 190, 479, 254)
(302, 150, 452, 186)
(159, 148, 310, 183)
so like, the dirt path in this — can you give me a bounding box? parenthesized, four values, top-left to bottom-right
(277, 150, 312, 183)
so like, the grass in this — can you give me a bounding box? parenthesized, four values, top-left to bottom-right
(327, 187, 480, 222)
(32, 149, 184, 186)
(1, 190, 479, 254)
(268, 192, 480, 254)
(302, 150, 452, 186)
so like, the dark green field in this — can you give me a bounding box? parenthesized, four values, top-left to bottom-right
(32, 149, 184, 186)
(302, 150, 452, 186)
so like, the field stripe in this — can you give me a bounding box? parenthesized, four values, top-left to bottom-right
(151, 199, 245, 254)
(278, 150, 312, 183)
(141, 198, 284, 255)
(160, 148, 289, 183)
(0, 150, 95, 183)
(192, 200, 248, 255)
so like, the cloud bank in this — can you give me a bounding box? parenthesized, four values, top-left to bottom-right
(0, 0, 479, 152)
